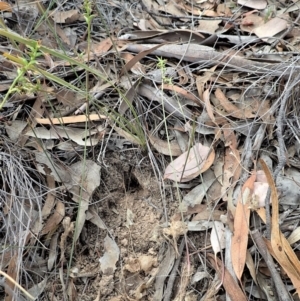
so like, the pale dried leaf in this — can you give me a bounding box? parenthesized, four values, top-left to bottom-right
(114, 126, 142, 145)
(238, 0, 267, 9)
(198, 20, 221, 34)
(99, 235, 120, 275)
(5, 120, 27, 141)
(252, 182, 269, 208)
(86, 206, 106, 230)
(164, 142, 215, 182)
(181, 169, 216, 209)
(254, 17, 288, 41)
(191, 271, 210, 284)
(68, 160, 101, 241)
(35, 151, 71, 183)
(203, 89, 215, 122)
(288, 227, 300, 245)
(26, 125, 103, 146)
(28, 277, 48, 299)
(153, 245, 176, 301)
(125, 208, 135, 228)
(50, 9, 81, 24)
(187, 220, 214, 231)
(211, 221, 226, 255)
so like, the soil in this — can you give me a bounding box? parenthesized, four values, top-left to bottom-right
(50, 151, 175, 301)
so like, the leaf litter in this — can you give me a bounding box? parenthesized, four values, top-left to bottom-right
(1, 0, 300, 300)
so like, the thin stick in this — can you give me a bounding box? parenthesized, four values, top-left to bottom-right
(163, 238, 185, 301)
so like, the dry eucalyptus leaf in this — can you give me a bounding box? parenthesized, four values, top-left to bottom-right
(211, 221, 226, 255)
(48, 232, 59, 271)
(164, 142, 215, 182)
(181, 169, 216, 209)
(187, 220, 214, 231)
(27, 278, 48, 300)
(50, 9, 81, 24)
(149, 133, 182, 157)
(238, 0, 267, 9)
(86, 206, 106, 230)
(5, 120, 27, 141)
(26, 126, 103, 146)
(253, 17, 288, 42)
(99, 235, 120, 275)
(41, 200, 65, 235)
(35, 151, 71, 183)
(67, 160, 101, 241)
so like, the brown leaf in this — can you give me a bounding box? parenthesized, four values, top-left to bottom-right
(240, 13, 264, 33)
(259, 159, 300, 289)
(35, 113, 107, 125)
(41, 200, 65, 235)
(215, 88, 255, 119)
(162, 84, 201, 106)
(203, 89, 216, 123)
(5, 255, 17, 301)
(207, 254, 247, 301)
(0, 1, 11, 11)
(231, 172, 256, 280)
(119, 43, 166, 77)
(149, 133, 182, 157)
(120, 52, 146, 75)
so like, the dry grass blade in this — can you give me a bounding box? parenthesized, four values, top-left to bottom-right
(0, 269, 34, 300)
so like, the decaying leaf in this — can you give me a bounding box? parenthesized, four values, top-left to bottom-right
(26, 125, 104, 146)
(207, 254, 248, 301)
(99, 235, 120, 275)
(67, 160, 101, 241)
(164, 142, 215, 182)
(149, 133, 182, 157)
(231, 172, 256, 280)
(238, 0, 267, 9)
(258, 160, 300, 295)
(50, 9, 82, 24)
(253, 17, 288, 42)
(211, 221, 226, 255)
(27, 278, 48, 300)
(5, 255, 17, 301)
(181, 169, 216, 209)
(41, 200, 65, 235)
(48, 232, 59, 271)
(215, 88, 255, 119)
